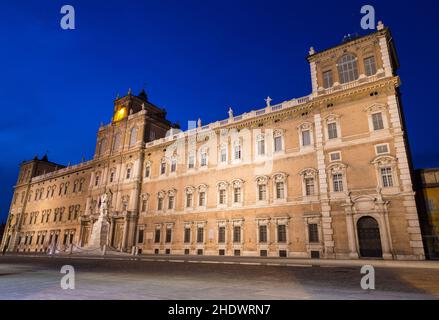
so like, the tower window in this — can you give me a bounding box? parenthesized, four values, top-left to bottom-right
(323, 70, 333, 88)
(333, 173, 343, 192)
(364, 56, 377, 76)
(381, 167, 394, 187)
(302, 130, 311, 146)
(372, 112, 384, 131)
(337, 54, 359, 83)
(327, 122, 338, 139)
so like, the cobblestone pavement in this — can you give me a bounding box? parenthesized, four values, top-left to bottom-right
(1, 255, 439, 300)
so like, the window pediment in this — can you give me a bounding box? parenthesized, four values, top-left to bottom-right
(371, 155, 396, 166)
(364, 103, 387, 114)
(327, 162, 347, 174)
(217, 181, 228, 190)
(272, 172, 287, 183)
(231, 179, 244, 188)
(300, 168, 318, 177)
(255, 175, 269, 185)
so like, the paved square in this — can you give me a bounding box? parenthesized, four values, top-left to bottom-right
(1, 255, 438, 300)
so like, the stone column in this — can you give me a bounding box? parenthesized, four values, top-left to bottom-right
(121, 216, 129, 252)
(345, 210, 358, 259)
(314, 113, 335, 258)
(378, 33, 393, 77)
(377, 214, 392, 259)
(387, 94, 425, 259)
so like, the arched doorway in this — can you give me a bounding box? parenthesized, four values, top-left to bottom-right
(357, 216, 383, 258)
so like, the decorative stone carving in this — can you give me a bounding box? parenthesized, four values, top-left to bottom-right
(255, 175, 269, 185)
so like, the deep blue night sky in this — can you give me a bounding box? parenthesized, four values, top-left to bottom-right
(1, 0, 438, 223)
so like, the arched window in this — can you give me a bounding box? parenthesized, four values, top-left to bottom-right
(129, 127, 137, 147)
(337, 54, 359, 83)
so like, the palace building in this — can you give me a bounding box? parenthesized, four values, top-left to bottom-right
(0, 23, 426, 260)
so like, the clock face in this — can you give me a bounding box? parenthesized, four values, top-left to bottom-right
(113, 106, 127, 122)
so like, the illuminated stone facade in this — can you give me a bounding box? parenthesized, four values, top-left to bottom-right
(1, 24, 425, 260)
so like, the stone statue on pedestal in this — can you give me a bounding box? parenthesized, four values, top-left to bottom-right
(86, 191, 112, 251)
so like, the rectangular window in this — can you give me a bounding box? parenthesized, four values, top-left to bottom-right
(218, 226, 226, 243)
(170, 159, 176, 173)
(144, 166, 150, 178)
(219, 190, 226, 205)
(184, 228, 191, 243)
(333, 174, 344, 192)
(197, 227, 204, 243)
(258, 184, 267, 201)
(154, 229, 161, 243)
(327, 122, 338, 139)
(277, 225, 287, 243)
(274, 136, 282, 152)
(276, 182, 285, 199)
(376, 144, 389, 155)
(330, 152, 341, 162)
(201, 153, 207, 167)
(160, 162, 166, 175)
(364, 56, 377, 76)
(138, 229, 144, 244)
(157, 198, 163, 211)
(168, 196, 174, 210)
(233, 226, 241, 243)
(259, 225, 267, 243)
(323, 70, 333, 88)
(109, 171, 115, 183)
(233, 187, 241, 203)
(186, 193, 193, 208)
(165, 229, 172, 243)
(126, 168, 131, 179)
(234, 145, 241, 160)
(220, 148, 227, 163)
(257, 139, 265, 156)
(372, 112, 384, 131)
(188, 155, 195, 169)
(308, 224, 319, 243)
(381, 167, 394, 187)
(305, 178, 315, 196)
(199, 192, 206, 206)
(302, 130, 311, 146)
(141, 199, 147, 212)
